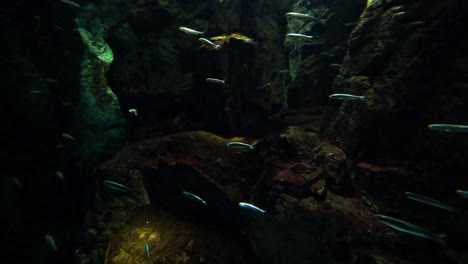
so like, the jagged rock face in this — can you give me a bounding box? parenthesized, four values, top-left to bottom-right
(321, 0, 468, 177)
(286, 0, 365, 107)
(106, 0, 292, 134)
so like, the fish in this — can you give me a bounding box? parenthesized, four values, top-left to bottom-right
(456, 190, 468, 199)
(182, 191, 207, 205)
(55, 144, 70, 150)
(54, 24, 65, 31)
(278, 69, 290, 74)
(239, 202, 266, 213)
(61, 133, 75, 141)
(12, 177, 23, 189)
(256, 83, 271, 90)
(206, 78, 225, 85)
(226, 142, 255, 150)
(199, 38, 221, 50)
(129, 109, 138, 116)
(29, 90, 43, 94)
(285, 12, 326, 24)
(329, 93, 366, 100)
(45, 234, 58, 251)
(286, 33, 314, 40)
(103, 180, 134, 193)
(405, 192, 457, 213)
(344, 22, 358, 27)
(145, 243, 150, 260)
(179, 26, 204, 35)
(375, 214, 446, 245)
(428, 124, 468, 133)
(60, 0, 80, 8)
(56, 171, 64, 180)
(329, 63, 341, 69)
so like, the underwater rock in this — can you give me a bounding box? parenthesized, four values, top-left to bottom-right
(75, 1, 126, 167)
(104, 207, 257, 264)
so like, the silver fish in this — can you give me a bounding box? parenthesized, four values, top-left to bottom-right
(256, 83, 271, 90)
(103, 180, 134, 193)
(286, 33, 314, 40)
(226, 142, 255, 150)
(145, 243, 150, 260)
(12, 177, 23, 189)
(129, 109, 138, 116)
(179, 26, 204, 35)
(375, 214, 446, 245)
(182, 191, 207, 205)
(45, 234, 57, 251)
(61, 133, 75, 141)
(239, 202, 265, 213)
(60, 0, 80, 8)
(199, 38, 221, 50)
(206, 78, 225, 85)
(56, 171, 64, 180)
(428, 124, 468, 133)
(405, 192, 457, 212)
(456, 190, 468, 199)
(285, 12, 326, 24)
(329, 93, 366, 100)
(329, 63, 341, 69)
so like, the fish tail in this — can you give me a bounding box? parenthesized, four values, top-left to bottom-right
(359, 96, 366, 100)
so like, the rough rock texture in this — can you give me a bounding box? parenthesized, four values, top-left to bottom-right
(103, 0, 365, 135)
(321, 0, 468, 176)
(78, 127, 463, 264)
(75, 1, 127, 167)
(106, 0, 292, 135)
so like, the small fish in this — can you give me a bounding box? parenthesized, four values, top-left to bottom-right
(45, 234, 58, 251)
(182, 191, 207, 205)
(12, 177, 23, 189)
(344, 22, 358, 27)
(226, 142, 255, 150)
(145, 243, 150, 260)
(55, 144, 70, 150)
(329, 63, 341, 69)
(239, 202, 266, 213)
(428, 124, 468, 133)
(456, 190, 468, 199)
(56, 171, 64, 180)
(129, 109, 138, 116)
(60, 0, 80, 8)
(199, 38, 221, 50)
(179, 26, 204, 35)
(375, 214, 446, 245)
(206, 78, 225, 85)
(278, 69, 290, 74)
(285, 12, 326, 24)
(54, 24, 65, 31)
(405, 192, 457, 213)
(103, 180, 134, 193)
(61, 133, 75, 141)
(329, 93, 366, 100)
(256, 83, 271, 90)
(286, 33, 314, 40)
(29, 90, 42, 94)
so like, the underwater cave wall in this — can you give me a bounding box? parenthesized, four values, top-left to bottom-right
(321, 0, 468, 179)
(75, 1, 127, 167)
(106, 0, 298, 135)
